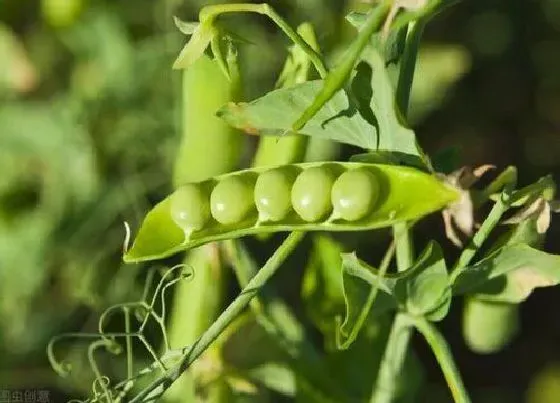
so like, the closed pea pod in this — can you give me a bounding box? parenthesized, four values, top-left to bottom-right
(210, 175, 256, 225)
(331, 168, 380, 221)
(291, 166, 336, 222)
(124, 162, 460, 263)
(462, 298, 519, 354)
(462, 217, 543, 354)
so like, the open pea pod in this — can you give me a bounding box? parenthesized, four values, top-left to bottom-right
(124, 162, 459, 263)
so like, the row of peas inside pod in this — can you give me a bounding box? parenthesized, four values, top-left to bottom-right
(167, 162, 459, 241)
(171, 163, 380, 231)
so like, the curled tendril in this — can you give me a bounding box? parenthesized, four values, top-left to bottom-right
(89, 340, 113, 402)
(92, 375, 110, 395)
(105, 339, 123, 355)
(48, 264, 197, 402)
(122, 222, 131, 255)
(160, 265, 195, 323)
(48, 333, 106, 377)
(98, 302, 144, 338)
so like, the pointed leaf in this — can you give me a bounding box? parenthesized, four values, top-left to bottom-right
(395, 241, 450, 319)
(218, 79, 375, 146)
(453, 244, 560, 303)
(219, 53, 423, 162)
(173, 22, 214, 70)
(354, 51, 427, 164)
(337, 253, 397, 348)
(247, 364, 296, 397)
(275, 22, 319, 89)
(173, 16, 199, 35)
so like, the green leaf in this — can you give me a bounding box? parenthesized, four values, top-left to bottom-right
(173, 21, 215, 70)
(218, 79, 374, 146)
(337, 253, 398, 348)
(173, 16, 199, 35)
(219, 51, 424, 162)
(345, 11, 406, 65)
(352, 55, 425, 160)
(290, 3, 391, 134)
(345, 11, 367, 29)
(334, 241, 451, 349)
(395, 241, 450, 319)
(453, 244, 560, 303)
(247, 364, 296, 397)
(350, 150, 427, 170)
(275, 22, 318, 89)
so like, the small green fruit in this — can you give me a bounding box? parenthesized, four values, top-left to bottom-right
(332, 168, 379, 221)
(210, 176, 255, 224)
(291, 166, 335, 222)
(170, 184, 210, 232)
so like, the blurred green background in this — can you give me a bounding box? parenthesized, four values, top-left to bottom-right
(0, 0, 559, 402)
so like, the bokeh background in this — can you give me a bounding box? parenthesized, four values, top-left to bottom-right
(1, 0, 559, 402)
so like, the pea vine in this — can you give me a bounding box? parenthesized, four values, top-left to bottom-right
(47, 264, 194, 402)
(48, 1, 560, 402)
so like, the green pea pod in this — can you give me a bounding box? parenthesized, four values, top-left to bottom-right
(173, 53, 244, 185)
(166, 53, 244, 402)
(462, 298, 519, 355)
(124, 162, 458, 263)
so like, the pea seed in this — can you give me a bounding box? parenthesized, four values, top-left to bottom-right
(291, 166, 335, 222)
(331, 168, 379, 221)
(170, 184, 210, 232)
(255, 168, 295, 222)
(210, 175, 255, 224)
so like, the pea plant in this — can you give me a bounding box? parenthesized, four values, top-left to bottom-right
(49, 1, 560, 402)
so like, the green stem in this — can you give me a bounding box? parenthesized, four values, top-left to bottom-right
(124, 307, 133, 379)
(228, 239, 342, 403)
(450, 192, 511, 281)
(370, 313, 413, 403)
(393, 222, 414, 272)
(373, 17, 426, 403)
(200, 3, 327, 78)
(395, 20, 425, 117)
(130, 232, 305, 403)
(474, 166, 517, 207)
(404, 314, 471, 403)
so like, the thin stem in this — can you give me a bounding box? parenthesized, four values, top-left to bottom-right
(450, 192, 511, 281)
(450, 171, 558, 282)
(88, 340, 113, 402)
(200, 3, 327, 78)
(124, 307, 133, 379)
(474, 166, 517, 207)
(130, 232, 305, 403)
(292, 1, 391, 131)
(228, 239, 342, 403)
(338, 241, 396, 349)
(404, 314, 471, 403)
(395, 20, 425, 117)
(393, 222, 413, 272)
(370, 313, 413, 403)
